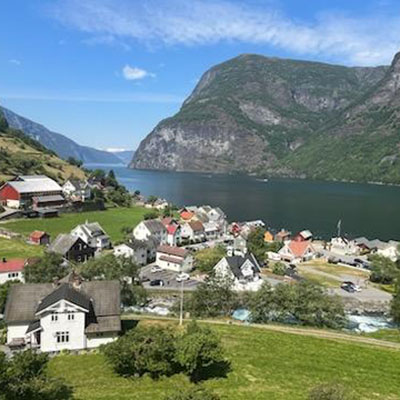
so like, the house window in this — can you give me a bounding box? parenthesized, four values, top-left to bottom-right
(56, 331, 69, 343)
(51, 313, 58, 322)
(96, 333, 104, 337)
(8, 272, 18, 278)
(67, 312, 75, 321)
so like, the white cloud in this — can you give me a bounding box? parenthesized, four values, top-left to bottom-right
(8, 59, 21, 66)
(48, 0, 400, 66)
(122, 65, 155, 80)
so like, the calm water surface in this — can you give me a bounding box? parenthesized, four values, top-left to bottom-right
(86, 164, 400, 241)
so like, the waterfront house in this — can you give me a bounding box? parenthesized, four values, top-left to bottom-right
(275, 229, 291, 242)
(227, 235, 248, 257)
(213, 253, 262, 291)
(329, 237, 359, 256)
(181, 220, 205, 242)
(203, 221, 220, 240)
(29, 230, 50, 246)
(156, 245, 193, 272)
(0, 175, 64, 209)
(264, 231, 274, 242)
(293, 230, 313, 242)
(71, 222, 111, 251)
(133, 219, 168, 244)
(48, 234, 96, 262)
(279, 240, 315, 262)
(4, 279, 120, 352)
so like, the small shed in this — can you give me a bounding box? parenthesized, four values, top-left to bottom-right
(30, 231, 50, 246)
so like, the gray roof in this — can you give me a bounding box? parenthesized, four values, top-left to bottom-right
(224, 254, 260, 280)
(32, 195, 64, 203)
(85, 316, 121, 334)
(354, 237, 387, 250)
(125, 239, 148, 250)
(8, 176, 62, 194)
(26, 320, 41, 334)
(48, 234, 79, 255)
(79, 222, 108, 239)
(5, 281, 120, 326)
(143, 219, 167, 234)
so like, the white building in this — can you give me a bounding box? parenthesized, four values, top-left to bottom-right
(5, 279, 120, 352)
(279, 240, 315, 262)
(329, 237, 360, 256)
(113, 241, 148, 266)
(181, 221, 205, 242)
(156, 245, 193, 272)
(203, 221, 220, 240)
(62, 180, 91, 202)
(71, 222, 111, 250)
(376, 241, 399, 262)
(213, 253, 262, 291)
(133, 219, 167, 244)
(0, 258, 25, 284)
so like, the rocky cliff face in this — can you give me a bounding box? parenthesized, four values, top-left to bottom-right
(130, 53, 400, 183)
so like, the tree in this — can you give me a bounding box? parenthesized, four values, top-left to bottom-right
(0, 111, 9, 132)
(164, 386, 220, 400)
(24, 253, 68, 283)
(0, 280, 20, 313)
(147, 195, 158, 205)
(175, 321, 229, 382)
(66, 157, 83, 167)
(390, 280, 400, 323)
(102, 326, 177, 378)
(185, 275, 237, 318)
(369, 255, 398, 284)
(272, 261, 286, 276)
(247, 228, 283, 264)
(194, 246, 226, 274)
(0, 350, 72, 400)
(309, 383, 355, 400)
(144, 210, 159, 220)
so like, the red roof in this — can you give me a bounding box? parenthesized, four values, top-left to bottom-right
(0, 258, 25, 273)
(288, 240, 313, 258)
(30, 230, 47, 240)
(180, 211, 194, 221)
(161, 217, 173, 227)
(157, 245, 187, 258)
(167, 225, 179, 235)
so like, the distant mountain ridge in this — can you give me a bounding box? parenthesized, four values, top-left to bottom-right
(0, 106, 121, 164)
(131, 52, 400, 184)
(107, 149, 135, 165)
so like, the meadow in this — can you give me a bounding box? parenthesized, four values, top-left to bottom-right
(0, 237, 44, 259)
(49, 320, 400, 400)
(1, 206, 148, 243)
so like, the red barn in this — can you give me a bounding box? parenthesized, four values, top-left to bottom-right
(29, 231, 50, 246)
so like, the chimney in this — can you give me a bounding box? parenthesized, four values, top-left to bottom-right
(2, 257, 6, 263)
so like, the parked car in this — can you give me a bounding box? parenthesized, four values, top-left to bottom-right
(328, 257, 339, 264)
(150, 279, 164, 287)
(176, 272, 190, 282)
(151, 265, 162, 273)
(341, 282, 355, 293)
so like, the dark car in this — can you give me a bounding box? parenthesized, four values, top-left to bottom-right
(150, 279, 164, 287)
(341, 282, 356, 293)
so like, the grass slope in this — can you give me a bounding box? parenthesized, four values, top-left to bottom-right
(2, 207, 147, 242)
(49, 321, 400, 400)
(0, 237, 44, 259)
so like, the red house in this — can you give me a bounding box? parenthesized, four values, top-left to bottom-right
(29, 231, 50, 246)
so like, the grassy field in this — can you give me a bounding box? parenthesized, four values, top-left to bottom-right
(1, 206, 147, 242)
(364, 329, 400, 344)
(48, 320, 400, 400)
(0, 237, 44, 259)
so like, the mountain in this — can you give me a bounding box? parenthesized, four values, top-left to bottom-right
(0, 111, 86, 182)
(130, 53, 400, 184)
(0, 106, 121, 164)
(107, 149, 135, 165)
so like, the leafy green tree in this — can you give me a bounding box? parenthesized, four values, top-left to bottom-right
(272, 261, 287, 276)
(147, 195, 158, 205)
(0, 280, 20, 313)
(102, 326, 177, 378)
(175, 321, 229, 382)
(0, 350, 72, 400)
(390, 280, 400, 323)
(369, 255, 399, 284)
(164, 386, 220, 400)
(66, 157, 82, 167)
(24, 253, 68, 283)
(194, 246, 226, 273)
(185, 276, 237, 318)
(247, 227, 283, 263)
(309, 382, 355, 400)
(144, 210, 159, 220)
(0, 111, 9, 132)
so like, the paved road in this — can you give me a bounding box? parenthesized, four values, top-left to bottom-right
(140, 265, 199, 291)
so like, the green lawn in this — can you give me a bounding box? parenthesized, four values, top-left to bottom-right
(1, 206, 147, 242)
(49, 321, 400, 400)
(364, 329, 400, 344)
(0, 237, 44, 259)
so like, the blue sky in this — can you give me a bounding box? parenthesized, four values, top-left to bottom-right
(1, 0, 400, 150)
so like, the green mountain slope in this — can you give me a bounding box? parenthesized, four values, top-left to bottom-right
(131, 53, 400, 183)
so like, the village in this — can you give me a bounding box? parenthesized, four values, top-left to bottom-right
(0, 173, 397, 353)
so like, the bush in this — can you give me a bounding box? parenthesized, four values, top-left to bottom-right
(144, 211, 159, 220)
(272, 261, 286, 276)
(165, 386, 221, 400)
(309, 383, 354, 400)
(369, 255, 399, 284)
(194, 246, 226, 273)
(102, 326, 177, 378)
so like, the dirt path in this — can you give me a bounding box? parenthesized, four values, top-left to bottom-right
(125, 314, 400, 350)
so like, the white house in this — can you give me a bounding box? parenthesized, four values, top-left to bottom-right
(113, 241, 148, 266)
(181, 221, 205, 242)
(329, 237, 360, 256)
(376, 240, 399, 262)
(71, 222, 111, 250)
(5, 279, 120, 352)
(227, 235, 248, 257)
(133, 219, 167, 244)
(203, 221, 220, 240)
(62, 180, 91, 202)
(0, 258, 25, 284)
(213, 253, 262, 291)
(156, 245, 193, 272)
(279, 240, 315, 262)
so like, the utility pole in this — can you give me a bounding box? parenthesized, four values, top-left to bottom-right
(179, 278, 184, 326)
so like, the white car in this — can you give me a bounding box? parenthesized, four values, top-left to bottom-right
(151, 265, 163, 273)
(176, 272, 190, 282)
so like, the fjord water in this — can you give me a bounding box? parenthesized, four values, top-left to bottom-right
(87, 164, 400, 241)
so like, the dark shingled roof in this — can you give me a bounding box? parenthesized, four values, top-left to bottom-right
(48, 234, 79, 255)
(26, 320, 41, 334)
(85, 315, 121, 333)
(224, 254, 260, 280)
(143, 219, 167, 234)
(36, 283, 91, 313)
